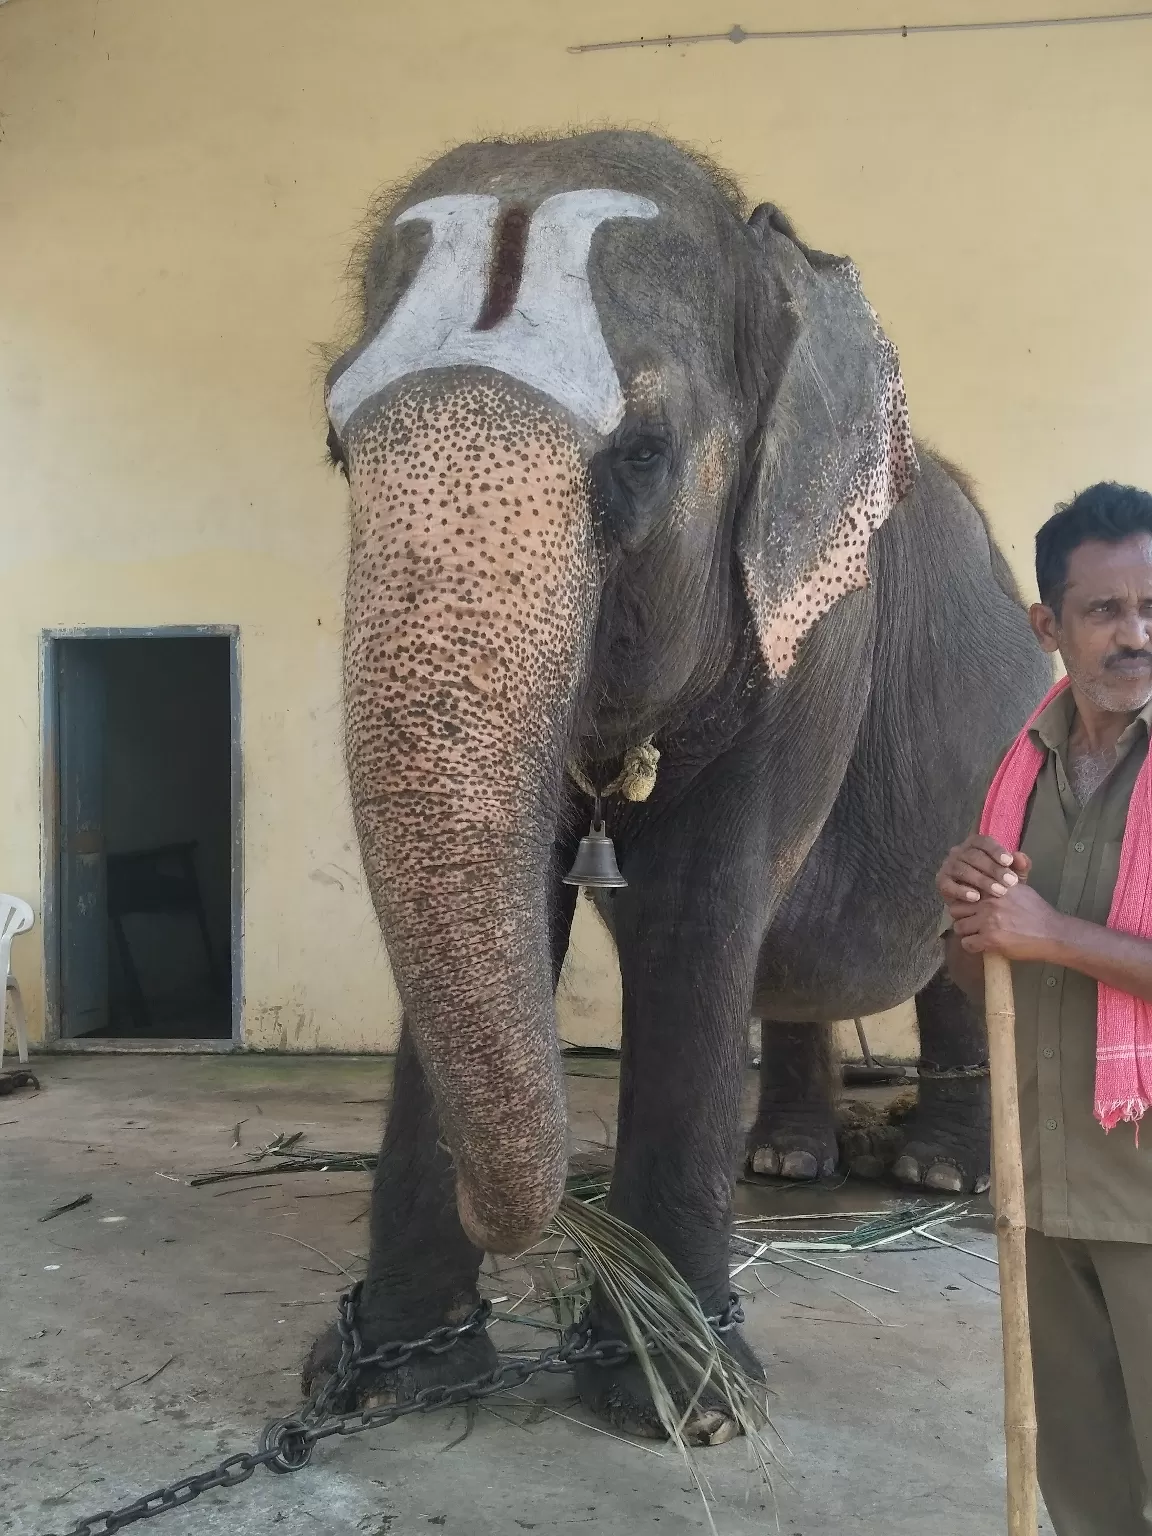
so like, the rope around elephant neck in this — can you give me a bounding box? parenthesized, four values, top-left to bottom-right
(566, 739, 660, 804)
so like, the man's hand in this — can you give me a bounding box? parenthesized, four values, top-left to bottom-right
(951, 881, 1068, 962)
(939, 836, 1152, 1004)
(936, 835, 1032, 907)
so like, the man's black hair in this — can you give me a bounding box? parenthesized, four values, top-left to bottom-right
(1035, 482, 1152, 614)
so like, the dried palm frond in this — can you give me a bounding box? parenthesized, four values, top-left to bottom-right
(548, 1195, 778, 1532)
(734, 1198, 971, 1252)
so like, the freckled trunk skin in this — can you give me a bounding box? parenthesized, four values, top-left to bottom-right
(343, 374, 597, 1253)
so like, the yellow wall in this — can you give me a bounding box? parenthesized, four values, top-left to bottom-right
(3, 0, 1151, 1053)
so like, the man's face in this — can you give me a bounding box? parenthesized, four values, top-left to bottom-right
(1031, 533, 1152, 714)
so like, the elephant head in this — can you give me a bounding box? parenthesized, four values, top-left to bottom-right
(325, 131, 917, 1253)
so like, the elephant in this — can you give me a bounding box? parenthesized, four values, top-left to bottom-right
(309, 128, 1050, 1437)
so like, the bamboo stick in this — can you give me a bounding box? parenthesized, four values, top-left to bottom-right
(984, 952, 1038, 1535)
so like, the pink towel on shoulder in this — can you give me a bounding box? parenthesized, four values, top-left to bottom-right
(979, 676, 1152, 1133)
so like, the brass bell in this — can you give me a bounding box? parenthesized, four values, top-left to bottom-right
(563, 821, 627, 889)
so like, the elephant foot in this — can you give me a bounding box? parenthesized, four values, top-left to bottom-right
(302, 1305, 499, 1411)
(744, 1109, 838, 1180)
(574, 1325, 765, 1444)
(836, 1092, 916, 1180)
(890, 1073, 991, 1195)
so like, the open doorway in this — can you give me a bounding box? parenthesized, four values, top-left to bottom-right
(47, 631, 239, 1043)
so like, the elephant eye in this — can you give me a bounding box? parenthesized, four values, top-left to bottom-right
(590, 431, 672, 551)
(616, 435, 669, 478)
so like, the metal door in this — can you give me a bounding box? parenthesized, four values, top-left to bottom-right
(57, 641, 109, 1037)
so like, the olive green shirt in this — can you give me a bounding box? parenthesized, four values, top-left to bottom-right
(955, 689, 1152, 1243)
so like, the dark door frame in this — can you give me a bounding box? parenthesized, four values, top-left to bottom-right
(40, 626, 243, 1051)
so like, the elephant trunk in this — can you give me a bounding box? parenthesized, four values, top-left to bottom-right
(343, 376, 597, 1253)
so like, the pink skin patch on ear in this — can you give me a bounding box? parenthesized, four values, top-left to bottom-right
(757, 361, 917, 679)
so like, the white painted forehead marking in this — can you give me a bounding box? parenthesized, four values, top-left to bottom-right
(326, 188, 659, 437)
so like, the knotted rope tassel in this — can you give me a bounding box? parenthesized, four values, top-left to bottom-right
(566, 739, 660, 804)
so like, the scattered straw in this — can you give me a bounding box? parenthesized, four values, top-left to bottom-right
(266, 1232, 357, 1282)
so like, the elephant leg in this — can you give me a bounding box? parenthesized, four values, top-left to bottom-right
(744, 1021, 839, 1181)
(302, 1022, 496, 1403)
(892, 969, 991, 1194)
(573, 874, 765, 1442)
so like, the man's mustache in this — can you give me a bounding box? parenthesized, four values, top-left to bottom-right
(1104, 649, 1152, 669)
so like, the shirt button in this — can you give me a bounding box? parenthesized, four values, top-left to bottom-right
(1043, 1048, 1054, 1059)
(1045, 976, 1057, 988)
(1074, 841, 1085, 852)
(1045, 1119, 1058, 1131)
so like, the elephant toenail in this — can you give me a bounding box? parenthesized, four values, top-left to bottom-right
(850, 1155, 883, 1179)
(924, 1163, 965, 1193)
(697, 1412, 739, 1446)
(750, 1146, 781, 1176)
(974, 1174, 991, 1194)
(892, 1155, 924, 1186)
(780, 1151, 819, 1180)
(685, 1409, 728, 1444)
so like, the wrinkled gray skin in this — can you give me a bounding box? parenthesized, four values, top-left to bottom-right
(310, 130, 1049, 1438)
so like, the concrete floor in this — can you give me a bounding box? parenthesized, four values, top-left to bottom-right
(0, 1056, 1051, 1535)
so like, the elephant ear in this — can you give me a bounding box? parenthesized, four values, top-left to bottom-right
(736, 205, 918, 679)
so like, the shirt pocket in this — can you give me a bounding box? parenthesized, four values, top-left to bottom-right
(1091, 840, 1123, 926)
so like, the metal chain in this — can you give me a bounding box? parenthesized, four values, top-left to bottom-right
(708, 1295, 744, 1333)
(47, 1284, 744, 1536)
(917, 1061, 991, 1080)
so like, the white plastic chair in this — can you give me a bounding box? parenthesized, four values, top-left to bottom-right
(1, 894, 34, 1071)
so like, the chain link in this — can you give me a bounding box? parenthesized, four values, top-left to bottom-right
(44, 1450, 283, 1536)
(46, 1283, 743, 1536)
(917, 1061, 991, 1080)
(707, 1295, 745, 1333)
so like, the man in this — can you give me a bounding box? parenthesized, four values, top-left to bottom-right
(937, 481, 1152, 1535)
